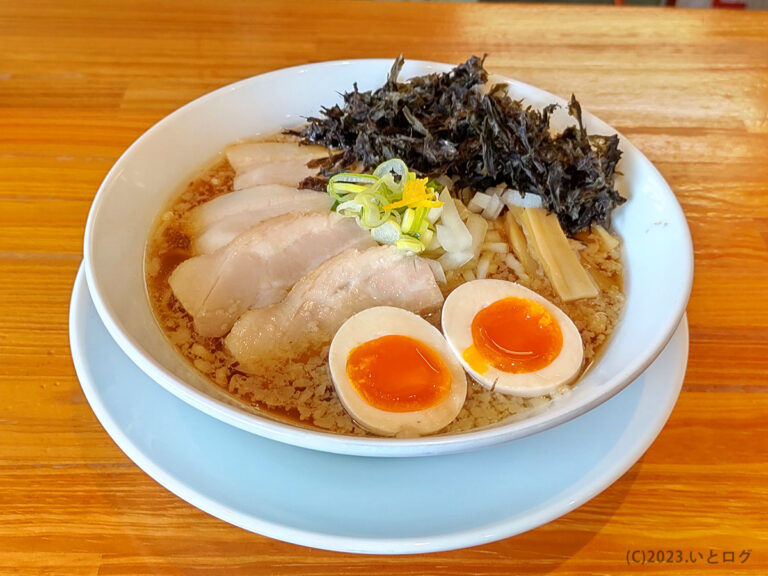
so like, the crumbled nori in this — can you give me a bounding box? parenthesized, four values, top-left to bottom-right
(297, 175, 329, 192)
(291, 55, 624, 236)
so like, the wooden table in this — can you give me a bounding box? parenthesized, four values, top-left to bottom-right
(1, 1, 767, 574)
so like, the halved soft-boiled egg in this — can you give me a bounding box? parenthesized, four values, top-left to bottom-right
(329, 306, 467, 437)
(442, 279, 583, 397)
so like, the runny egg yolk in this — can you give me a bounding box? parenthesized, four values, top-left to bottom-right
(463, 297, 563, 374)
(346, 335, 451, 413)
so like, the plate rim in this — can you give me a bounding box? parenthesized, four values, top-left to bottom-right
(69, 264, 689, 554)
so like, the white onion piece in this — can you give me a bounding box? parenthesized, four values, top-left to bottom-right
(467, 192, 491, 213)
(426, 205, 443, 224)
(436, 189, 472, 252)
(481, 242, 509, 254)
(476, 252, 493, 280)
(504, 253, 529, 281)
(481, 194, 504, 220)
(453, 198, 470, 222)
(465, 213, 489, 259)
(424, 258, 447, 284)
(436, 224, 466, 253)
(501, 189, 544, 209)
(438, 250, 473, 271)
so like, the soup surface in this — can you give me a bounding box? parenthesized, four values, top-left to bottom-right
(145, 153, 624, 436)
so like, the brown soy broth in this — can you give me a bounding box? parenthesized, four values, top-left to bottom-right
(144, 156, 351, 431)
(574, 229, 624, 292)
(144, 146, 625, 437)
(145, 157, 233, 305)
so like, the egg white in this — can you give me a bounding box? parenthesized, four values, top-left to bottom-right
(329, 306, 468, 437)
(441, 279, 584, 397)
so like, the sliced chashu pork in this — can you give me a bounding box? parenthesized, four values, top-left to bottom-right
(225, 141, 328, 173)
(188, 185, 333, 254)
(187, 141, 330, 253)
(233, 157, 320, 190)
(169, 211, 375, 337)
(225, 245, 444, 373)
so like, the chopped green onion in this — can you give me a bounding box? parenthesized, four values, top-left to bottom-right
(371, 219, 401, 244)
(413, 207, 428, 234)
(327, 158, 442, 256)
(328, 173, 379, 201)
(330, 173, 379, 185)
(336, 200, 363, 215)
(373, 159, 408, 187)
(419, 228, 435, 248)
(333, 182, 367, 194)
(401, 208, 416, 235)
(395, 236, 425, 253)
(426, 179, 444, 192)
(360, 196, 388, 227)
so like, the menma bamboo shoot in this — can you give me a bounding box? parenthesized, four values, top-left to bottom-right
(517, 207, 599, 301)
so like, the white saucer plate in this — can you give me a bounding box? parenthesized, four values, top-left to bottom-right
(69, 266, 688, 555)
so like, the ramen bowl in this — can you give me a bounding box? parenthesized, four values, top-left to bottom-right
(83, 59, 693, 457)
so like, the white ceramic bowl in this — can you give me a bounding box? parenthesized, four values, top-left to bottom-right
(84, 59, 693, 457)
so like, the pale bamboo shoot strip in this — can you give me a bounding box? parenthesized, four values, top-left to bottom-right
(593, 224, 620, 251)
(517, 207, 599, 301)
(503, 209, 538, 278)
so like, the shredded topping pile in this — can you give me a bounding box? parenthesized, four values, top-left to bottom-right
(294, 55, 625, 236)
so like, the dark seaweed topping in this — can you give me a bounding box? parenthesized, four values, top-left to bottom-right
(297, 175, 329, 192)
(291, 56, 624, 236)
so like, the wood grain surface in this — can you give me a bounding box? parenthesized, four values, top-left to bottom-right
(1, 1, 767, 574)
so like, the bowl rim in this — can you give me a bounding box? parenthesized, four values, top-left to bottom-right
(83, 58, 694, 457)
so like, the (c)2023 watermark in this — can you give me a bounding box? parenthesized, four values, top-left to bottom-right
(626, 549, 752, 566)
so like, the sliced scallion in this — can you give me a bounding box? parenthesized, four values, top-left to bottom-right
(395, 236, 425, 253)
(327, 158, 443, 255)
